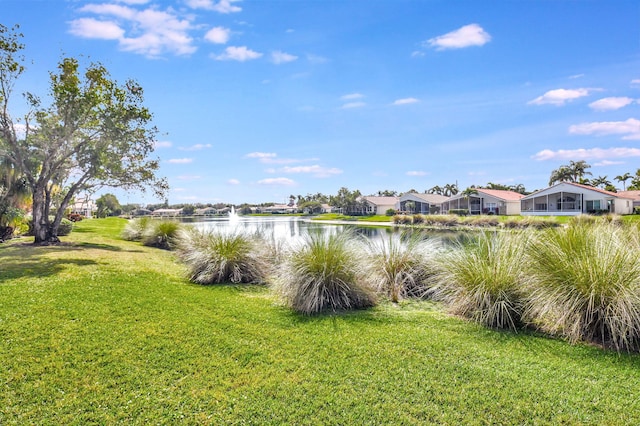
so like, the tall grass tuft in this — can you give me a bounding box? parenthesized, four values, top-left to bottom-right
(364, 233, 438, 302)
(525, 222, 640, 351)
(121, 217, 151, 241)
(142, 220, 181, 250)
(274, 230, 376, 314)
(432, 231, 529, 330)
(176, 227, 269, 284)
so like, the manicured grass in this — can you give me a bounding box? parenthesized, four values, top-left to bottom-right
(2, 218, 640, 424)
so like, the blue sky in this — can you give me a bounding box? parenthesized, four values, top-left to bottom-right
(3, 0, 640, 205)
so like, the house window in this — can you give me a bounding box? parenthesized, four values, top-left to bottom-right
(586, 200, 601, 211)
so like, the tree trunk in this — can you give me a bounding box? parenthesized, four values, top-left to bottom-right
(31, 186, 59, 244)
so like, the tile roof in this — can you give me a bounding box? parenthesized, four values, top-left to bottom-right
(476, 188, 526, 201)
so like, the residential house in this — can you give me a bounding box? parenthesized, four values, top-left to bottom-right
(70, 196, 97, 218)
(195, 207, 218, 216)
(399, 192, 449, 214)
(442, 189, 524, 215)
(152, 208, 183, 217)
(263, 204, 298, 214)
(521, 182, 634, 216)
(617, 191, 640, 210)
(354, 196, 400, 215)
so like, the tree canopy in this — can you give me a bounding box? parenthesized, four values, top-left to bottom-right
(0, 25, 167, 243)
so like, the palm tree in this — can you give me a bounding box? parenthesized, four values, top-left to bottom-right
(591, 175, 611, 189)
(549, 166, 573, 185)
(569, 160, 592, 182)
(444, 183, 459, 196)
(428, 185, 444, 195)
(615, 173, 632, 191)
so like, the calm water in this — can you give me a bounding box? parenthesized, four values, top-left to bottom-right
(183, 216, 467, 247)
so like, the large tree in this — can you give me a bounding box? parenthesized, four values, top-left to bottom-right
(0, 25, 167, 243)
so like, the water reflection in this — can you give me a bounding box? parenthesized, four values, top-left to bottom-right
(187, 216, 467, 247)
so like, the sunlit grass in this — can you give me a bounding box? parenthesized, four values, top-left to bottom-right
(2, 218, 640, 423)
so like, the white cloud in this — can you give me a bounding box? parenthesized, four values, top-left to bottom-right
(528, 88, 597, 106)
(69, 18, 124, 39)
(280, 165, 343, 178)
(594, 160, 625, 166)
(631, 79, 640, 86)
(204, 26, 231, 44)
(167, 158, 193, 164)
(341, 102, 366, 109)
(257, 177, 295, 186)
(406, 171, 427, 176)
(569, 118, 640, 140)
(179, 143, 212, 151)
(154, 140, 172, 148)
(214, 46, 262, 61)
(186, 0, 242, 13)
(341, 93, 364, 100)
(70, 4, 196, 57)
(588, 97, 635, 111)
(426, 24, 491, 50)
(532, 147, 640, 161)
(411, 51, 425, 57)
(393, 98, 419, 106)
(246, 152, 276, 160)
(227, 178, 240, 185)
(271, 50, 298, 64)
(569, 74, 585, 79)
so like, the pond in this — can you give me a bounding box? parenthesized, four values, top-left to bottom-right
(182, 216, 468, 247)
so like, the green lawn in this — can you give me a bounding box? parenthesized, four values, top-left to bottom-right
(1, 218, 640, 424)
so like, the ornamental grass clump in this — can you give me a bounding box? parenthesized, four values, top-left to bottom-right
(121, 217, 151, 241)
(364, 233, 439, 302)
(525, 222, 640, 351)
(176, 227, 269, 284)
(142, 220, 181, 250)
(274, 230, 376, 315)
(433, 231, 529, 331)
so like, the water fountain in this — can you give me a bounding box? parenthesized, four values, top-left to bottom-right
(228, 205, 238, 222)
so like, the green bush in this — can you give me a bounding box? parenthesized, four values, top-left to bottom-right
(525, 222, 640, 351)
(385, 208, 396, 216)
(25, 217, 73, 237)
(364, 233, 438, 302)
(121, 217, 151, 241)
(273, 230, 376, 314)
(176, 227, 269, 284)
(433, 231, 529, 330)
(449, 209, 469, 216)
(424, 215, 460, 227)
(142, 220, 181, 250)
(412, 214, 424, 224)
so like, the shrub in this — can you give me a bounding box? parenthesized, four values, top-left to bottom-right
(412, 214, 424, 225)
(176, 227, 269, 284)
(26, 217, 73, 237)
(525, 222, 640, 351)
(520, 216, 560, 229)
(274, 230, 376, 314)
(432, 231, 529, 330)
(449, 209, 469, 216)
(67, 213, 84, 222)
(393, 214, 412, 225)
(364, 233, 438, 302)
(385, 208, 396, 216)
(121, 217, 151, 241)
(464, 215, 500, 227)
(142, 220, 181, 250)
(424, 215, 460, 227)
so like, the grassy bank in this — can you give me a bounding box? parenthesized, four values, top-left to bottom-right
(2, 218, 640, 424)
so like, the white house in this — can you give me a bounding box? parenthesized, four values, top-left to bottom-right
(70, 196, 97, 218)
(399, 192, 449, 214)
(617, 191, 640, 210)
(442, 189, 524, 215)
(520, 182, 634, 216)
(355, 196, 400, 215)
